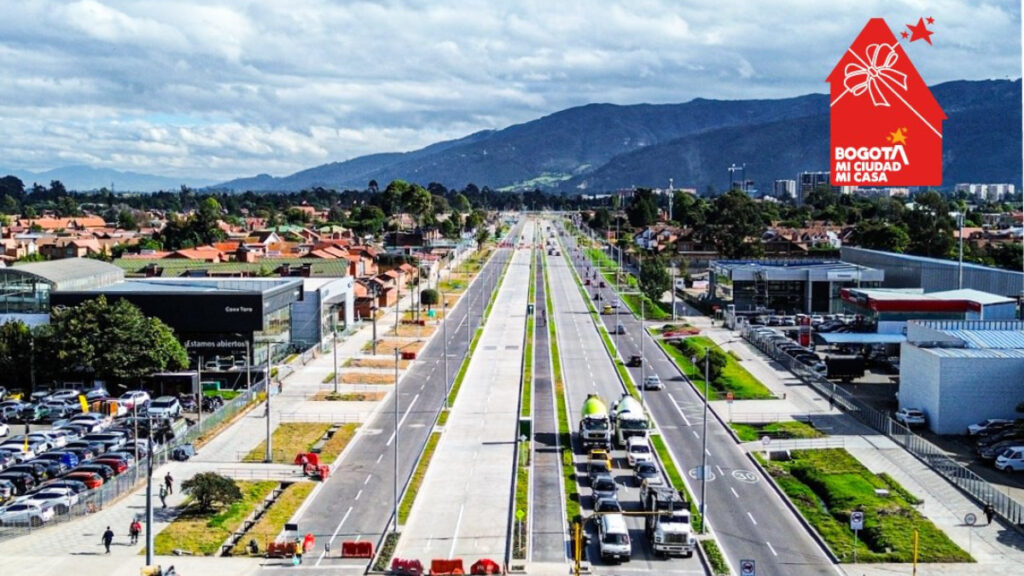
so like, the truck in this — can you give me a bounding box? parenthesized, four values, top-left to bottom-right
(825, 356, 866, 383)
(644, 486, 696, 557)
(612, 394, 649, 448)
(579, 394, 611, 448)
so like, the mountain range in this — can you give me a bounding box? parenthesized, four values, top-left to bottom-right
(214, 78, 1021, 195)
(1, 165, 215, 194)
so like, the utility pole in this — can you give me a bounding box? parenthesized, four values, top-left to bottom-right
(671, 262, 677, 321)
(265, 344, 273, 463)
(332, 314, 339, 394)
(957, 210, 965, 290)
(700, 348, 710, 533)
(443, 298, 449, 409)
(668, 178, 674, 222)
(393, 348, 400, 532)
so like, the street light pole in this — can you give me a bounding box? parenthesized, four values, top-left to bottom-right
(443, 298, 449, 410)
(700, 347, 710, 534)
(332, 313, 339, 395)
(144, 430, 154, 565)
(393, 347, 400, 532)
(265, 343, 273, 463)
(640, 298, 646, 410)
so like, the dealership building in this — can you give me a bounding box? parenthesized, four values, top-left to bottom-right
(0, 258, 354, 369)
(709, 259, 884, 314)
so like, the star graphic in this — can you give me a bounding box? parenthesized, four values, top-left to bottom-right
(888, 128, 908, 145)
(901, 30, 909, 39)
(927, 16, 935, 24)
(907, 17, 934, 45)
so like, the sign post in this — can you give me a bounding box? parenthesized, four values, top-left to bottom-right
(726, 391, 734, 422)
(850, 511, 864, 563)
(740, 559, 755, 576)
(964, 512, 977, 557)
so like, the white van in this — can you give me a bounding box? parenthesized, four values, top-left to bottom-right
(626, 436, 653, 467)
(995, 446, 1024, 472)
(598, 513, 631, 562)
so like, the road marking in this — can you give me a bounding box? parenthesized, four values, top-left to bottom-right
(730, 487, 739, 498)
(449, 505, 465, 558)
(747, 512, 758, 525)
(705, 449, 711, 456)
(355, 489, 362, 500)
(364, 474, 372, 485)
(692, 430, 699, 439)
(766, 541, 778, 556)
(316, 505, 353, 566)
(715, 465, 724, 476)
(376, 454, 383, 464)
(667, 393, 691, 426)
(386, 393, 421, 446)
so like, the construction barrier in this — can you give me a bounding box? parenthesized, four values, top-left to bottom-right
(293, 452, 320, 466)
(401, 351, 417, 360)
(266, 541, 293, 557)
(340, 541, 374, 558)
(390, 558, 424, 576)
(302, 533, 316, 552)
(430, 558, 465, 575)
(470, 558, 501, 575)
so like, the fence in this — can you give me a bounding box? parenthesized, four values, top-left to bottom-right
(742, 326, 1024, 527)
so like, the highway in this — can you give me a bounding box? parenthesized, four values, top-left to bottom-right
(559, 223, 838, 576)
(544, 220, 703, 575)
(285, 220, 524, 572)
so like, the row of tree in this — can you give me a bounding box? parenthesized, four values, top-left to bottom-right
(0, 297, 187, 390)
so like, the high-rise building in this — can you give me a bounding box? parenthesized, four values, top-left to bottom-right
(954, 183, 1016, 202)
(773, 179, 796, 200)
(797, 171, 830, 204)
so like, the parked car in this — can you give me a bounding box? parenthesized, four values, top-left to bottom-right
(117, 390, 151, 410)
(146, 396, 182, 419)
(72, 463, 115, 481)
(895, 408, 927, 427)
(5, 462, 51, 483)
(0, 479, 13, 501)
(47, 389, 81, 402)
(0, 471, 37, 495)
(995, 446, 1024, 472)
(19, 404, 51, 423)
(968, 419, 1014, 436)
(34, 451, 79, 470)
(980, 438, 1024, 460)
(62, 471, 103, 490)
(65, 440, 106, 457)
(21, 487, 79, 515)
(84, 388, 111, 402)
(0, 501, 54, 526)
(37, 478, 88, 495)
(0, 446, 36, 463)
(0, 422, 9, 437)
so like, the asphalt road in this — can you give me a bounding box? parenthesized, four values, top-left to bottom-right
(544, 221, 703, 575)
(560, 224, 838, 576)
(282, 221, 525, 573)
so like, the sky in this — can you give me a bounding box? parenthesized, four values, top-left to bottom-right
(0, 0, 1019, 183)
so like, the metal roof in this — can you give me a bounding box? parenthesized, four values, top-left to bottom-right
(944, 329, 1024, 350)
(6, 258, 124, 290)
(815, 333, 907, 344)
(923, 347, 1024, 359)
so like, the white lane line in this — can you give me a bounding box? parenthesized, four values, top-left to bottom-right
(315, 505, 353, 566)
(747, 512, 758, 525)
(385, 393, 421, 446)
(716, 465, 724, 476)
(355, 489, 362, 500)
(364, 474, 372, 485)
(448, 505, 465, 558)
(706, 449, 711, 456)
(692, 430, 699, 438)
(667, 393, 691, 426)
(376, 454, 383, 464)
(730, 487, 739, 498)
(766, 541, 778, 556)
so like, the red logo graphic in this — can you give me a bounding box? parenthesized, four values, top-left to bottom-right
(827, 18, 946, 186)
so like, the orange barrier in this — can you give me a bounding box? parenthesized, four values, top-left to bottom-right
(266, 541, 293, 557)
(391, 558, 424, 575)
(470, 559, 501, 574)
(340, 541, 374, 558)
(302, 533, 315, 552)
(430, 558, 465, 575)
(293, 453, 320, 466)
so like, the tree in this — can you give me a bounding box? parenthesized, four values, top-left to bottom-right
(181, 472, 242, 512)
(700, 190, 764, 259)
(452, 193, 471, 214)
(626, 188, 658, 228)
(639, 257, 671, 304)
(474, 226, 491, 249)
(47, 296, 188, 384)
(420, 288, 440, 311)
(0, 321, 34, 388)
(850, 220, 910, 252)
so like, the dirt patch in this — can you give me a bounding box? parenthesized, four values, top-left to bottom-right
(387, 324, 437, 338)
(341, 372, 395, 385)
(374, 339, 425, 356)
(350, 358, 411, 369)
(313, 391, 387, 401)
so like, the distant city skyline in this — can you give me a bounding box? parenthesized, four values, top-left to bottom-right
(1, 1, 1019, 182)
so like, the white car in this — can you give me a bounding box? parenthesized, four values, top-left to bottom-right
(48, 389, 81, 402)
(0, 501, 55, 526)
(626, 436, 654, 467)
(20, 488, 79, 515)
(642, 375, 664, 391)
(147, 396, 182, 419)
(895, 408, 927, 427)
(118, 391, 151, 410)
(69, 413, 112, 431)
(967, 419, 1013, 436)
(0, 423, 9, 437)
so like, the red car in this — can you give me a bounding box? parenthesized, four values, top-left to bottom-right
(63, 471, 103, 490)
(91, 458, 128, 475)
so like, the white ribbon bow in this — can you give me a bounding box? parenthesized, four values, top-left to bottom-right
(843, 43, 908, 107)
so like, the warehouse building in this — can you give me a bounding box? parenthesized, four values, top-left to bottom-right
(898, 319, 1024, 434)
(841, 288, 1017, 333)
(710, 259, 884, 314)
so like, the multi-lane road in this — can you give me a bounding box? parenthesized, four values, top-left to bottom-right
(558, 222, 838, 576)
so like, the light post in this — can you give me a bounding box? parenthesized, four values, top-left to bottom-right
(393, 347, 400, 532)
(640, 298, 646, 409)
(332, 313, 339, 395)
(144, 424, 154, 566)
(671, 261, 678, 321)
(370, 284, 379, 355)
(261, 341, 282, 463)
(443, 297, 450, 410)
(700, 347, 710, 534)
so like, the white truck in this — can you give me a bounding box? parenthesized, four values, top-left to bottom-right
(612, 394, 649, 447)
(644, 485, 696, 557)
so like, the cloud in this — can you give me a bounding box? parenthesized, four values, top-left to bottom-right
(0, 0, 1018, 182)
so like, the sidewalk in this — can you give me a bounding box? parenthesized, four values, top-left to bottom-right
(685, 314, 1024, 575)
(0, 244, 484, 576)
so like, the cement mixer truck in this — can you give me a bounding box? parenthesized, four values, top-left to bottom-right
(612, 394, 650, 448)
(579, 394, 611, 448)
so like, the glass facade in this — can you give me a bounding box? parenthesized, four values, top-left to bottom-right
(0, 272, 52, 313)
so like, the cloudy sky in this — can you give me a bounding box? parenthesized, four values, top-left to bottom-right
(1, 0, 1019, 182)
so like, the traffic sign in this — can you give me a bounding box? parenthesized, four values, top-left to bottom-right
(850, 511, 864, 531)
(964, 512, 977, 526)
(740, 559, 755, 576)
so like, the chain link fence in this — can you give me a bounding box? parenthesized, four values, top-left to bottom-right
(742, 325, 1024, 527)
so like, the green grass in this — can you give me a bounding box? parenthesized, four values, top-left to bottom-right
(321, 372, 336, 384)
(650, 434, 702, 532)
(398, 432, 441, 524)
(372, 532, 401, 572)
(513, 441, 530, 559)
(230, 482, 315, 556)
(243, 423, 332, 463)
(763, 449, 971, 563)
(731, 421, 824, 442)
(153, 481, 277, 556)
(702, 539, 729, 576)
(318, 423, 360, 463)
(657, 336, 774, 400)
(203, 389, 241, 400)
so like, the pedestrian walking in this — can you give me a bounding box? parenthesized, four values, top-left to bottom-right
(101, 526, 114, 553)
(984, 502, 995, 525)
(159, 484, 168, 508)
(164, 472, 173, 494)
(293, 538, 303, 565)
(129, 519, 141, 544)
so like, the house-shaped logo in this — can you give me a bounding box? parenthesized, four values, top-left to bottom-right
(827, 18, 945, 186)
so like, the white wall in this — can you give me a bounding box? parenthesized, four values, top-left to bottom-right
(898, 344, 943, 430)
